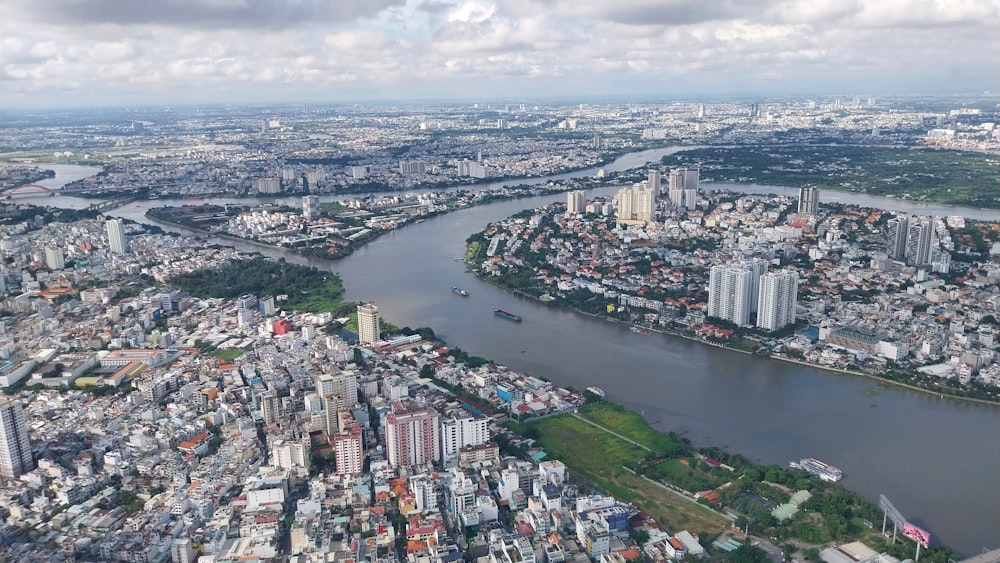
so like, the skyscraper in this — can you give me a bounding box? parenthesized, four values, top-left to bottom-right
(887, 215, 909, 260)
(566, 190, 587, 215)
(259, 391, 280, 425)
(647, 170, 661, 197)
(106, 218, 127, 255)
(45, 247, 65, 270)
(757, 271, 798, 332)
(302, 195, 321, 221)
(385, 401, 440, 468)
(357, 303, 380, 346)
(707, 264, 756, 327)
(616, 186, 654, 226)
(334, 426, 364, 475)
(0, 397, 34, 478)
(798, 186, 820, 215)
(667, 167, 699, 208)
(317, 372, 358, 436)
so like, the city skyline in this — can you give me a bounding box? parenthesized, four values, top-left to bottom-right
(1, 0, 998, 108)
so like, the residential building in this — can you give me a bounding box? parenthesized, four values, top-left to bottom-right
(385, 402, 440, 468)
(616, 186, 654, 225)
(334, 427, 364, 475)
(798, 185, 820, 215)
(708, 263, 756, 327)
(440, 412, 489, 462)
(302, 195, 321, 221)
(45, 247, 65, 270)
(357, 303, 380, 346)
(757, 270, 798, 331)
(567, 190, 587, 215)
(106, 218, 127, 254)
(0, 397, 34, 478)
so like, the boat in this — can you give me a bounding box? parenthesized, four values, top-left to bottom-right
(452, 286, 469, 297)
(494, 309, 522, 322)
(630, 326, 650, 335)
(586, 386, 606, 398)
(797, 457, 843, 482)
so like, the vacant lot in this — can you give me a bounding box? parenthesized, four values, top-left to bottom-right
(531, 413, 728, 535)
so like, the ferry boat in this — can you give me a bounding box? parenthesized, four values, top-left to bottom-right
(797, 457, 843, 482)
(494, 309, 523, 322)
(452, 286, 469, 297)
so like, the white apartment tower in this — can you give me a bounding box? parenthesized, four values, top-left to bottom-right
(667, 167, 699, 208)
(302, 195, 321, 221)
(317, 373, 358, 436)
(106, 218, 127, 255)
(334, 427, 364, 475)
(566, 190, 587, 215)
(906, 217, 935, 266)
(616, 186, 655, 226)
(707, 263, 756, 327)
(887, 215, 909, 260)
(357, 303, 380, 346)
(385, 401, 440, 468)
(45, 247, 65, 270)
(798, 186, 820, 215)
(756, 271, 798, 331)
(440, 412, 490, 462)
(0, 397, 34, 478)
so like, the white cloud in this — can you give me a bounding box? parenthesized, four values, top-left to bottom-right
(0, 0, 997, 106)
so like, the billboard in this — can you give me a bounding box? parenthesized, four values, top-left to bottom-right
(902, 522, 930, 548)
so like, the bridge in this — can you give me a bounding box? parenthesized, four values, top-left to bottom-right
(2, 183, 56, 197)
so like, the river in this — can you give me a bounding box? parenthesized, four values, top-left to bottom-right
(17, 151, 1000, 554)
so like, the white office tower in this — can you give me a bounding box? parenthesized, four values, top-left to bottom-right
(906, 217, 935, 266)
(707, 264, 755, 327)
(45, 247, 65, 270)
(616, 186, 655, 226)
(567, 190, 587, 215)
(647, 170, 661, 197)
(302, 195, 321, 221)
(0, 397, 34, 478)
(887, 215, 909, 260)
(357, 302, 380, 346)
(798, 185, 820, 215)
(756, 271, 798, 331)
(385, 401, 440, 467)
(106, 218, 127, 255)
(440, 412, 490, 462)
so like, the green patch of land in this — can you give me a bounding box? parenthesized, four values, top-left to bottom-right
(206, 349, 247, 362)
(171, 256, 352, 314)
(526, 410, 729, 536)
(660, 145, 1000, 208)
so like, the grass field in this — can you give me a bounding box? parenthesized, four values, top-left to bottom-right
(578, 402, 685, 453)
(531, 413, 728, 535)
(207, 349, 247, 362)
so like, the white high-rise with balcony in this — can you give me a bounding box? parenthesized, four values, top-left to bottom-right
(707, 264, 755, 327)
(756, 271, 798, 332)
(106, 218, 127, 255)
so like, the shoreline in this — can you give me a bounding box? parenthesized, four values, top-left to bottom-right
(472, 272, 998, 407)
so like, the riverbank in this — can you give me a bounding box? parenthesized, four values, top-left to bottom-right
(473, 269, 998, 406)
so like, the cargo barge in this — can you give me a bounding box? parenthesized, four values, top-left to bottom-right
(452, 286, 469, 296)
(494, 309, 522, 322)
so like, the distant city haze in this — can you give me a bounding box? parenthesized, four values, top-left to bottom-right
(1, 0, 998, 108)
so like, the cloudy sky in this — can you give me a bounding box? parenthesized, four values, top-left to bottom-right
(1, 0, 998, 108)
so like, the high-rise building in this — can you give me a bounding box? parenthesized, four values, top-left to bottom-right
(272, 438, 310, 470)
(253, 177, 281, 194)
(357, 303, 380, 346)
(647, 170, 661, 197)
(887, 215, 909, 260)
(259, 391, 280, 425)
(302, 195, 321, 221)
(616, 186, 655, 226)
(566, 190, 587, 215)
(334, 426, 364, 475)
(317, 373, 358, 436)
(106, 218, 127, 255)
(667, 167, 699, 208)
(399, 160, 427, 175)
(757, 271, 798, 331)
(440, 412, 490, 462)
(0, 397, 34, 478)
(707, 263, 756, 327)
(906, 217, 935, 266)
(798, 186, 820, 215)
(385, 401, 440, 468)
(45, 247, 65, 270)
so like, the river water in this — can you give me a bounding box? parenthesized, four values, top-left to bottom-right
(17, 151, 1000, 554)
